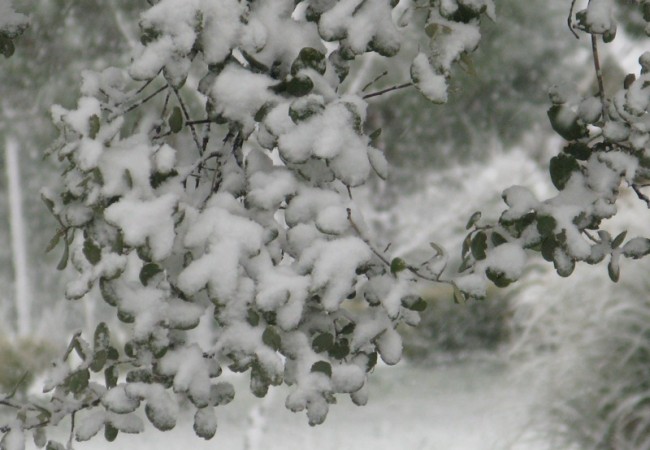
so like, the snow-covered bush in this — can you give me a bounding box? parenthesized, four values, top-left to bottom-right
(31, 0, 497, 446)
(5, 0, 650, 448)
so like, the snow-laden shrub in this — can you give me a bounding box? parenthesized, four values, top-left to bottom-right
(31, 1, 498, 446)
(511, 190, 650, 449)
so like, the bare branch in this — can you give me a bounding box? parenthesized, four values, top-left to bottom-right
(633, 183, 650, 209)
(362, 82, 413, 100)
(591, 34, 608, 120)
(568, 0, 580, 39)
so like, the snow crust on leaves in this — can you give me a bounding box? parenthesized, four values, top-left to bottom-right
(41, 0, 495, 441)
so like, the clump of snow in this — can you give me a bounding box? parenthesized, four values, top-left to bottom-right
(410, 53, 447, 104)
(104, 194, 178, 261)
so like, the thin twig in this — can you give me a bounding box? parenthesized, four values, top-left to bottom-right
(632, 184, 650, 208)
(186, 118, 213, 126)
(347, 208, 391, 266)
(346, 208, 450, 284)
(568, 0, 580, 39)
(172, 87, 203, 155)
(135, 77, 156, 96)
(161, 89, 171, 119)
(68, 411, 76, 450)
(591, 34, 608, 120)
(110, 85, 167, 120)
(180, 150, 220, 183)
(583, 229, 600, 244)
(362, 70, 389, 92)
(362, 82, 413, 100)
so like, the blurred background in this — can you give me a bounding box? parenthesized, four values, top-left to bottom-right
(3, 1, 650, 449)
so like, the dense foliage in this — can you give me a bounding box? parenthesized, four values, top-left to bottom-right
(4, 0, 650, 448)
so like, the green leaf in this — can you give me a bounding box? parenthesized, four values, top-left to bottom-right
(94, 322, 110, 349)
(452, 284, 466, 304)
(622, 237, 650, 259)
(150, 168, 179, 189)
(608, 257, 620, 282)
(45, 231, 62, 254)
(340, 323, 355, 335)
(603, 25, 616, 43)
(369, 128, 382, 143)
(564, 142, 591, 160)
(471, 231, 487, 260)
(461, 234, 471, 257)
(247, 309, 260, 326)
(139, 263, 163, 286)
(328, 338, 350, 359)
(105, 365, 118, 388)
(240, 50, 270, 73)
(104, 424, 118, 442)
(66, 369, 90, 394)
(458, 255, 472, 272)
(547, 105, 588, 141)
(549, 153, 580, 190)
(254, 102, 275, 122)
(0, 34, 15, 58)
(465, 211, 481, 230)
(366, 352, 378, 371)
(168, 106, 183, 133)
(312, 333, 334, 353)
(262, 326, 281, 351)
(100, 278, 118, 307)
(46, 441, 66, 450)
(57, 241, 69, 271)
(90, 350, 107, 373)
(272, 75, 314, 97)
(541, 236, 556, 262)
(310, 361, 332, 377)
(491, 232, 507, 247)
(407, 297, 427, 312)
(390, 257, 407, 274)
(83, 238, 101, 265)
(537, 215, 557, 237)
(485, 268, 512, 288)
(291, 47, 326, 75)
(107, 346, 119, 360)
(89, 115, 100, 139)
(611, 230, 627, 249)
(41, 193, 56, 214)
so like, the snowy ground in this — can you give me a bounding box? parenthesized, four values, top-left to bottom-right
(31, 358, 548, 450)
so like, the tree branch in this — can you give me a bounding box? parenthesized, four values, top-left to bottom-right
(172, 87, 203, 155)
(362, 82, 413, 100)
(591, 34, 607, 120)
(567, 0, 580, 39)
(632, 183, 650, 209)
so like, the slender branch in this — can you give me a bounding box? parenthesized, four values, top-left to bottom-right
(172, 87, 203, 155)
(362, 70, 388, 92)
(362, 82, 413, 100)
(161, 89, 171, 119)
(346, 208, 391, 266)
(186, 118, 213, 126)
(110, 85, 167, 120)
(180, 150, 220, 183)
(583, 229, 600, 244)
(591, 34, 608, 120)
(632, 183, 650, 208)
(68, 411, 76, 450)
(346, 208, 450, 284)
(567, 0, 580, 39)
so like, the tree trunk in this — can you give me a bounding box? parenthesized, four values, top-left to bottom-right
(5, 136, 31, 337)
